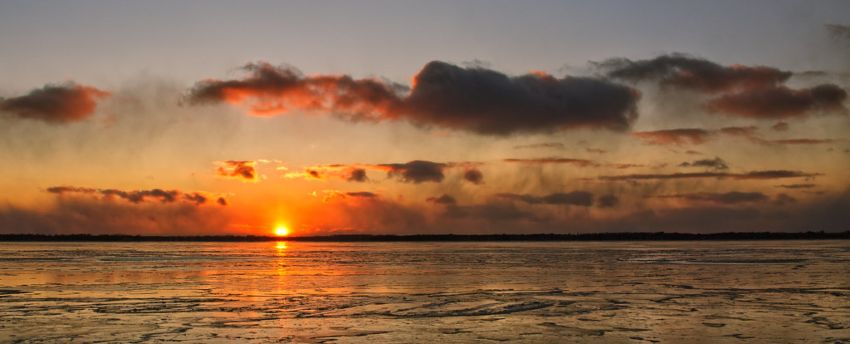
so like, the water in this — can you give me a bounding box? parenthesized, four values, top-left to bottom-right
(0, 241, 848, 343)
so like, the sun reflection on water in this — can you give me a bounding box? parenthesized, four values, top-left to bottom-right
(272, 241, 290, 296)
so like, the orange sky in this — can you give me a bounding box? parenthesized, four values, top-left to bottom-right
(0, 6, 849, 235)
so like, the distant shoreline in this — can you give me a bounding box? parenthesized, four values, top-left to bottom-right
(0, 231, 848, 242)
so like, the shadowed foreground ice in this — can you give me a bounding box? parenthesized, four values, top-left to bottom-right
(0, 241, 848, 343)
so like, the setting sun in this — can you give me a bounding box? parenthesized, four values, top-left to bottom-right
(273, 225, 290, 237)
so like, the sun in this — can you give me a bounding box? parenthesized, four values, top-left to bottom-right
(273, 225, 290, 237)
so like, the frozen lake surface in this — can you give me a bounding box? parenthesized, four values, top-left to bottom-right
(0, 241, 848, 343)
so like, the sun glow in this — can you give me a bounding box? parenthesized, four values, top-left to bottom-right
(274, 224, 290, 237)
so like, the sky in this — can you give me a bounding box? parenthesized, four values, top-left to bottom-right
(0, 0, 849, 236)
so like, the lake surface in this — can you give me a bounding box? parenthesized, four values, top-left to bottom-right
(0, 241, 848, 343)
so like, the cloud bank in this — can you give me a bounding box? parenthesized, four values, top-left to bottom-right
(187, 61, 641, 135)
(601, 54, 847, 119)
(46, 186, 227, 206)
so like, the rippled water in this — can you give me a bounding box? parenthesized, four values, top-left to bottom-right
(0, 241, 848, 343)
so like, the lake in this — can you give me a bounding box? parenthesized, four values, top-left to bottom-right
(1, 241, 848, 343)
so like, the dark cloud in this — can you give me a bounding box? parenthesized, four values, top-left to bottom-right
(289, 160, 478, 184)
(182, 193, 208, 205)
(426, 194, 457, 205)
(403, 61, 641, 134)
(706, 84, 847, 119)
(657, 192, 769, 204)
(633, 126, 760, 146)
(541, 192, 594, 206)
(379, 160, 446, 183)
(601, 53, 791, 93)
(772, 121, 789, 131)
(610, 163, 645, 169)
(634, 125, 838, 147)
(504, 157, 599, 167)
(287, 165, 369, 182)
(1, 82, 109, 124)
(632, 126, 838, 147)
(187, 61, 641, 135)
(718, 126, 758, 137)
(347, 168, 369, 182)
(632, 129, 711, 145)
(679, 157, 729, 170)
(827, 24, 850, 41)
(49, 186, 176, 204)
(45, 186, 97, 194)
(602, 54, 847, 119)
(776, 183, 817, 189)
(513, 142, 565, 150)
(463, 169, 484, 184)
(496, 191, 594, 207)
(599, 170, 820, 181)
(46, 186, 225, 206)
(346, 191, 378, 198)
(597, 194, 619, 208)
(504, 157, 643, 170)
(742, 170, 822, 179)
(586, 148, 607, 154)
(768, 138, 835, 145)
(315, 189, 382, 203)
(216, 160, 258, 182)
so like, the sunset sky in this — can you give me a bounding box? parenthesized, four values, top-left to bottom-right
(1, 0, 848, 235)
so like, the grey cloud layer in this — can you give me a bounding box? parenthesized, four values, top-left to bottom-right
(601, 54, 847, 119)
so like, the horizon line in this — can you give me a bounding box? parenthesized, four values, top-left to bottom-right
(1, 231, 848, 242)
